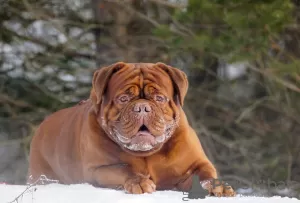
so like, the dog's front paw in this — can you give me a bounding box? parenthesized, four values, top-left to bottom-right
(200, 179, 236, 197)
(124, 176, 156, 194)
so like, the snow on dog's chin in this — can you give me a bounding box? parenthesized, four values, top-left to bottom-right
(119, 134, 167, 152)
(113, 127, 166, 152)
(124, 142, 154, 151)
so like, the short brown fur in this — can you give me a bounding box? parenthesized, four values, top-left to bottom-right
(28, 62, 235, 196)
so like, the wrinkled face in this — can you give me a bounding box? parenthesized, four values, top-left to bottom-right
(99, 63, 181, 156)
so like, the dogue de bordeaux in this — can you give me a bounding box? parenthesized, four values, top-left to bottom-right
(28, 62, 236, 196)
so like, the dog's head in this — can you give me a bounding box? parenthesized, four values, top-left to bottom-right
(90, 62, 188, 156)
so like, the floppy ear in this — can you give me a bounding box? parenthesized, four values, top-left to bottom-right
(155, 62, 188, 106)
(90, 62, 127, 112)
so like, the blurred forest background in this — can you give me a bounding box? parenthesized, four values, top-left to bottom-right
(1, 0, 300, 198)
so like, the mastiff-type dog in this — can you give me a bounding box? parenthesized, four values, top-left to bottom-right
(28, 62, 235, 196)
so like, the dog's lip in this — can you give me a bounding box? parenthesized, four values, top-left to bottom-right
(116, 128, 168, 144)
(130, 131, 156, 145)
(136, 130, 152, 137)
(115, 129, 155, 144)
(134, 131, 166, 144)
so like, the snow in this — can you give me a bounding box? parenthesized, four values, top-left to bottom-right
(1, 184, 300, 203)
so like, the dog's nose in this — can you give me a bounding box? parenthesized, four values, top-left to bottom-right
(133, 103, 151, 113)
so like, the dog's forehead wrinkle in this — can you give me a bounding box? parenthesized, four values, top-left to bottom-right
(107, 64, 173, 99)
(139, 67, 145, 97)
(128, 63, 155, 68)
(142, 71, 174, 97)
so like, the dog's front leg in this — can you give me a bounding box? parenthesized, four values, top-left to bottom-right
(195, 161, 236, 197)
(84, 162, 156, 194)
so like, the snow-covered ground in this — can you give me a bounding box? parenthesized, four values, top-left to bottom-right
(1, 184, 300, 203)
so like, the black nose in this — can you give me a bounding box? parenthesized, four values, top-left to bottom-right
(133, 103, 151, 113)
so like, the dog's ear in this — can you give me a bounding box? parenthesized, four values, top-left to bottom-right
(90, 62, 126, 112)
(156, 62, 188, 106)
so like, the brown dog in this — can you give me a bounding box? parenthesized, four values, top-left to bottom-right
(28, 62, 235, 196)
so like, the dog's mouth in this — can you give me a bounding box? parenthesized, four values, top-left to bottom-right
(114, 124, 168, 152)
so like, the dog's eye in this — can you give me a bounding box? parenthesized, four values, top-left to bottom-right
(155, 95, 166, 103)
(119, 95, 130, 103)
